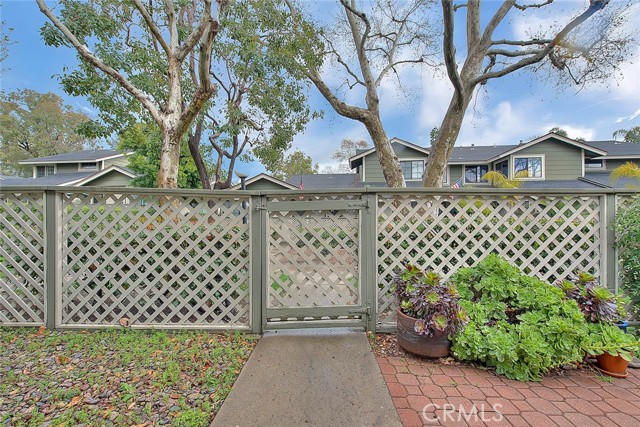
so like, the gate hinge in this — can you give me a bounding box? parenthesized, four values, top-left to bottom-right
(347, 199, 369, 209)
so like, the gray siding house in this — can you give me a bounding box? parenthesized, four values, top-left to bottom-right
(1, 150, 136, 187)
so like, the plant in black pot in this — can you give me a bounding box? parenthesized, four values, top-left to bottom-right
(392, 262, 468, 358)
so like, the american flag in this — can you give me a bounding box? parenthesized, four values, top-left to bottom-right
(450, 177, 462, 188)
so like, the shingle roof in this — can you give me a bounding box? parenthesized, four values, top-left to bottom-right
(0, 172, 95, 186)
(584, 141, 640, 157)
(449, 145, 516, 163)
(20, 149, 129, 164)
(582, 172, 639, 189)
(288, 174, 361, 189)
(519, 179, 602, 189)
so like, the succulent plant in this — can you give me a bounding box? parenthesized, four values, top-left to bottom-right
(554, 272, 627, 323)
(392, 262, 468, 336)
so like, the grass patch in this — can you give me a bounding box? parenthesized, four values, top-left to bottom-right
(0, 328, 257, 427)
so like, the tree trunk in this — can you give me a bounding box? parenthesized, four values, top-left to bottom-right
(363, 115, 406, 188)
(157, 127, 181, 189)
(422, 93, 472, 187)
(187, 122, 211, 189)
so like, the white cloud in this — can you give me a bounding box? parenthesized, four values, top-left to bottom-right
(615, 108, 640, 123)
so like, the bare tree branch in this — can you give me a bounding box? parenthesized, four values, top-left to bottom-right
(175, 0, 215, 61)
(132, 0, 171, 56)
(442, 0, 464, 102)
(514, 0, 554, 11)
(491, 38, 552, 46)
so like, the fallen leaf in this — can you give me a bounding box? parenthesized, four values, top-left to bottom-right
(170, 393, 180, 399)
(36, 325, 46, 336)
(127, 401, 136, 410)
(119, 317, 130, 327)
(68, 395, 82, 407)
(55, 355, 71, 365)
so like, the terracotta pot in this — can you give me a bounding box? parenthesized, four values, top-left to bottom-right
(596, 352, 630, 375)
(396, 308, 451, 358)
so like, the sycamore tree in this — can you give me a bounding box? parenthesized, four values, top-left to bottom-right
(286, 0, 436, 187)
(271, 150, 318, 181)
(0, 89, 95, 176)
(422, 0, 634, 187)
(331, 139, 369, 173)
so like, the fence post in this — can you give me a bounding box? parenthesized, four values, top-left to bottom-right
(249, 194, 264, 334)
(361, 191, 378, 332)
(44, 189, 61, 329)
(602, 193, 618, 292)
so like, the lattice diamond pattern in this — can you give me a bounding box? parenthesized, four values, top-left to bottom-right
(0, 192, 45, 324)
(60, 192, 250, 328)
(376, 194, 602, 326)
(268, 210, 360, 309)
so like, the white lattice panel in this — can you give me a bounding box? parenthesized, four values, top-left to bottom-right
(268, 210, 360, 309)
(60, 191, 250, 328)
(376, 194, 602, 326)
(0, 192, 46, 325)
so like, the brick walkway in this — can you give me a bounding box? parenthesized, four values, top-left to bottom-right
(377, 356, 640, 427)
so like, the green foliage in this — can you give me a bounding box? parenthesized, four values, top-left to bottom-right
(0, 89, 95, 176)
(583, 322, 640, 361)
(173, 409, 210, 427)
(451, 255, 591, 381)
(118, 123, 203, 189)
(553, 272, 627, 322)
(613, 126, 640, 143)
(615, 197, 640, 313)
(271, 150, 318, 180)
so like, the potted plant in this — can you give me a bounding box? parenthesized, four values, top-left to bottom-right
(391, 263, 468, 358)
(583, 323, 640, 378)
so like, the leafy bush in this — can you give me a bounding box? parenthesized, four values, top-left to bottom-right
(583, 322, 640, 361)
(450, 255, 590, 381)
(616, 197, 640, 316)
(392, 263, 468, 336)
(553, 272, 628, 322)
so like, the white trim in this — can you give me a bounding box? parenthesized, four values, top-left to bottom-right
(348, 137, 430, 168)
(511, 154, 545, 180)
(442, 165, 450, 185)
(488, 133, 607, 162)
(34, 164, 56, 178)
(229, 173, 299, 190)
(362, 159, 366, 181)
(581, 149, 585, 178)
(592, 154, 640, 160)
(19, 151, 135, 165)
(70, 165, 136, 186)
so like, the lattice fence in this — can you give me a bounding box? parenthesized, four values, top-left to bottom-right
(376, 193, 602, 326)
(59, 191, 251, 329)
(0, 192, 46, 325)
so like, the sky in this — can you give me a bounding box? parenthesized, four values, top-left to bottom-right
(1, 0, 639, 178)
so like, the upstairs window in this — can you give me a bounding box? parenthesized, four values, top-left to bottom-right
(36, 166, 55, 177)
(80, 162, 97, 170)
(400, 160, 424, 180)
(585, 159, 603, 169)
(464, 165, 488, 183)
(495, 160, 509, 177)
(513, 156, 543, 178)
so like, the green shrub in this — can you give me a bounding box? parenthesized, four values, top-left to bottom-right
(615, 197, 640, 316)
(450, 255, 590, 381)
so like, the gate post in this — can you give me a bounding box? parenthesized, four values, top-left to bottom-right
(249, 194, 265, 334)
(44, 189, 61, 330)
(361, 191, 378, 332)
(601, 193, 618, 292)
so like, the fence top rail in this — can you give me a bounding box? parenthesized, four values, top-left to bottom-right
(0, 185, 638, 197)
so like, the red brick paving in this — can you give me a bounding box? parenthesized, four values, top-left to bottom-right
(377, 356, 640, 426)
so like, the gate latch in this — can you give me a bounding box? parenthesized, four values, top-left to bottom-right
(347, 199, 369, 209)
(255, 202, 267, 211)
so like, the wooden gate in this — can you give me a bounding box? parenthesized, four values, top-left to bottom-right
(262, 195, 371, 329)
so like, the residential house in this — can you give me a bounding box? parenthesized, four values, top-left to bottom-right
(0, 150, 136, 187)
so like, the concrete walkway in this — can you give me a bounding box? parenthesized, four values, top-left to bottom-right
(211, 328, 402, 427)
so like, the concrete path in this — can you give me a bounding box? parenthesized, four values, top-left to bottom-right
(211, 328, 402, 427)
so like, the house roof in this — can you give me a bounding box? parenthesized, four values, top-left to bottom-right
(448, 145, 515, 164)
(585, 141, 640, 159)
(349, 137, 430, 169)
(519, 179, 602, 189)
(19, 149, 133, 164)
(581, 172, 639, 189)
(0, 166, 136, 187)
(484, 133, 607, 162)
(288, 174, 361, 189)
(70, 165, 137, 186)
(230, 173, 298, 190)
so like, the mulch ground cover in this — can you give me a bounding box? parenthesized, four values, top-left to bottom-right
(0, 327, 257, 427)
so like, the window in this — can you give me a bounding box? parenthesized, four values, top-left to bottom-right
(464, 165, 488, 183)
(495, 160, 509, 177)
(585, 159, 603, 169)
(36, 166, 55, 177)
(80, 162, 97, 170)
(400, 160, 424, 180)
(442, 167, 448, 184)
(513, 156, 543, 178)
